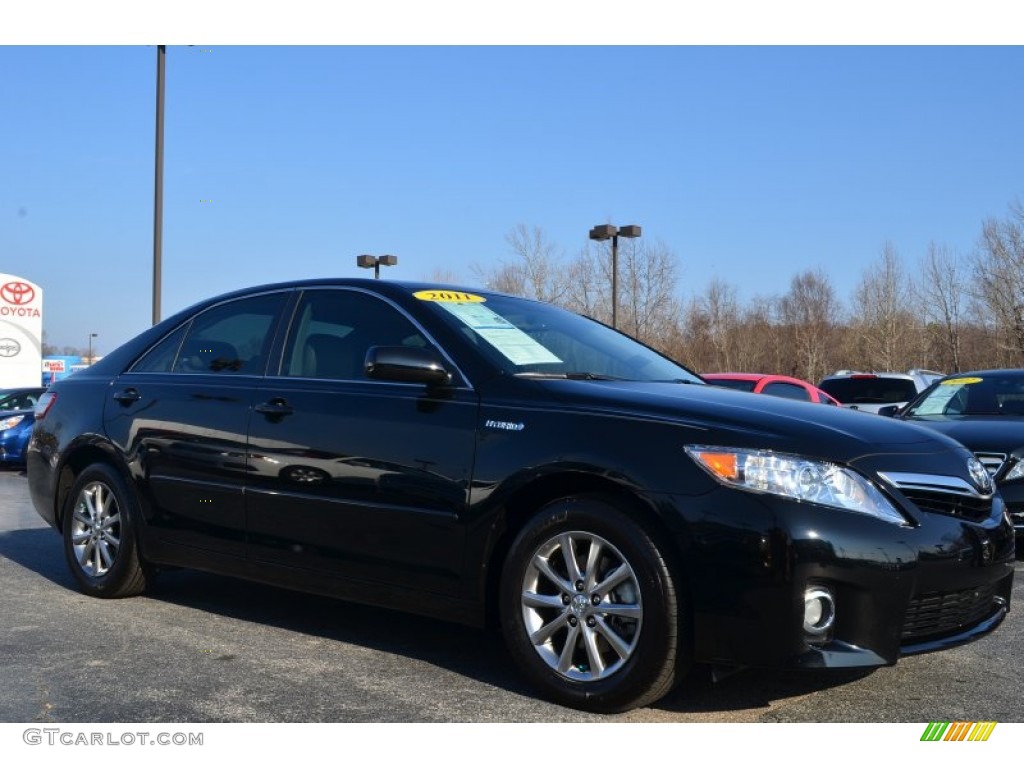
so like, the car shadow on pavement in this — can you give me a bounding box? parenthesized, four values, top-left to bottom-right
(144, 567, 875, 717)
(0, 526, 876, 718)
(0, 527, 79, 590)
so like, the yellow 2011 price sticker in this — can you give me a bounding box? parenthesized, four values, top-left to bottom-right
(413, 290, 486, 303)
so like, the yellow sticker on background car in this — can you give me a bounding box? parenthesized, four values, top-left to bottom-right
(414, 290, 486, 303)
(941, 377, 983, 386)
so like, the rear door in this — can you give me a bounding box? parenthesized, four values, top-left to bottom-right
(103, 291, 289, 558)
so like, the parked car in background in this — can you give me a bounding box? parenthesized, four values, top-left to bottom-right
(817, 369, 944, 414)
(880, 369, 1024, 543)
(26, 280, 1014, 712)
(0, 387, 46, 467)
(703, 373, 841, 405)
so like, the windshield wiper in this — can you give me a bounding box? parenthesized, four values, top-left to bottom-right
(514, 371, 623, 381)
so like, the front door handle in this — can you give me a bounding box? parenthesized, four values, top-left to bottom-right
(254, 398, 294, 417)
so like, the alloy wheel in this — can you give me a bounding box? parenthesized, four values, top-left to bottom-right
(520, 531, 643, 681)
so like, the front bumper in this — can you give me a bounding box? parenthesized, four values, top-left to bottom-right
(662, 486, 1015, 670)
(0, 429, 30, 464)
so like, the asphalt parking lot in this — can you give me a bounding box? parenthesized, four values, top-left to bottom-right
(1, 469, 1021, 723)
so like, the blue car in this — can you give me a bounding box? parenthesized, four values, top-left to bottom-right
(0, 387, 46, 466)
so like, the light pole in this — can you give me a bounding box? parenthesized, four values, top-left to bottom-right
(356, 254, 398, 279)
(588, 224, 641, 329)
(153, 44, 166, 325)
(87, 333, 98, 365)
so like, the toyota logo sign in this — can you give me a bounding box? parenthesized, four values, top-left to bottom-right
(0, 338, 21, 357)
(1, 281, 35, 305)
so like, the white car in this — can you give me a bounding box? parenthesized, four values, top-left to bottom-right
(817, 369, 944, 413)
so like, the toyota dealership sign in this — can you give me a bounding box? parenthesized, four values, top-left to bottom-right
(0, 273, 43, 388)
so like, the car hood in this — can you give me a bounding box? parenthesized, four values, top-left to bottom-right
(902, 415, 1024, 453)
(536, 380, 965, 467)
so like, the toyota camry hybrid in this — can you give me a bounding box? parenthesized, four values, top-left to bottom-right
(27, 279, 1015, 712)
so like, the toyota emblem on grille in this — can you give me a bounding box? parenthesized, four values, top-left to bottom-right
(967, 457, 993, 494)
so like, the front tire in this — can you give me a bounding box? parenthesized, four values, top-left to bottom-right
(500, 495, 683, 712)
(62, 463, 150, 598)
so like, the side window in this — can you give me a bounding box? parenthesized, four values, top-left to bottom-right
(131, 325, 189, 373)
(4, 393, 33, 409)
(282, 290, 427, 380)
(169, 293, 286, 375)
(761, 382, 812, 401)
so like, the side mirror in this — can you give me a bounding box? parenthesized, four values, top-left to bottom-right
(877, 405, 900, 418)
(365, 346, 452, 386)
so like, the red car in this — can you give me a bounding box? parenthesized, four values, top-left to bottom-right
(703, 373, 841, 405)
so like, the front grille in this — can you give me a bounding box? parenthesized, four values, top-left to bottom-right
(902, 583, 1000, 641)
(975, 452, 1007, 476)
(879, 471, 993, 522)
(1007, 503, 1024, 531)
(898, 489, 992, 522)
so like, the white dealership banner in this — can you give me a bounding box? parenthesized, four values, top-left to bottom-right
(0, 272, 43, 388)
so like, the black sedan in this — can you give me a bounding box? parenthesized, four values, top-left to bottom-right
(881, 370, 1024, 542)
(27, 280, 1015, 712)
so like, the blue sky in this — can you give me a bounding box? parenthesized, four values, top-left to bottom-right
(2, 43, 1022, 354)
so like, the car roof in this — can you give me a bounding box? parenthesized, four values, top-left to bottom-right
(702, 373, 767, 382)
(938, 369, 1024, 378)
(704, 373, 812, 386)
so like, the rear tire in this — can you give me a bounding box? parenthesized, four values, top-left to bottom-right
(500, 495, 684, 712)
(62, 463, 150, 598)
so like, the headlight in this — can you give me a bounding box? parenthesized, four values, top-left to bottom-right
(685, 445, 908, 525)
(0, 415, 25, 430)
(1002, 460, 1024, 482)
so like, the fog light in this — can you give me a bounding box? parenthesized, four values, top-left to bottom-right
(803, 587, 835, 634)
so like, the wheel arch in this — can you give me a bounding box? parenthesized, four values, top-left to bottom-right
(481, 470, 687, 630)
(54, 439, 132, 533)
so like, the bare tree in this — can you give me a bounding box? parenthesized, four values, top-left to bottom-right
(917, 242, 965, 372)
(617, 238, 682, 348)
(693, 277, 740, 372)
(424, 267, 463, 285)
(778, 269, 841, 383)
(736, 295, 783, 373)
(852, 243, 916, 371)
(971, 202, 1024, 365)
(472, 224, 569, 304)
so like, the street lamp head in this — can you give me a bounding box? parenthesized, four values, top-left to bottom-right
(618, 225, 642, 239)
(589, 224, 617, 241)
(356, 255, 377, 269)
(378, 255, 398, 267)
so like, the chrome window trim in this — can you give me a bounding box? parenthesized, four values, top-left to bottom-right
(125, 287, 295, 376)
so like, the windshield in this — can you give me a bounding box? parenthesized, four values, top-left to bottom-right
(819, 377, 917, 404)
(415, 289, 704, 383)
(905, 373, 1024, 417)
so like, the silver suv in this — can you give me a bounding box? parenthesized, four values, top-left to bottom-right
(817, 369, 944, 413)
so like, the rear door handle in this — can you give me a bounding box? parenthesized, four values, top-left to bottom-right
(254, 398, 294, 417)
(112, 388, 141, 405)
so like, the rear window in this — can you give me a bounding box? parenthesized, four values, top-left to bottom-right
(818, 377, 918, 404)
(709, 379, 757, 393)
